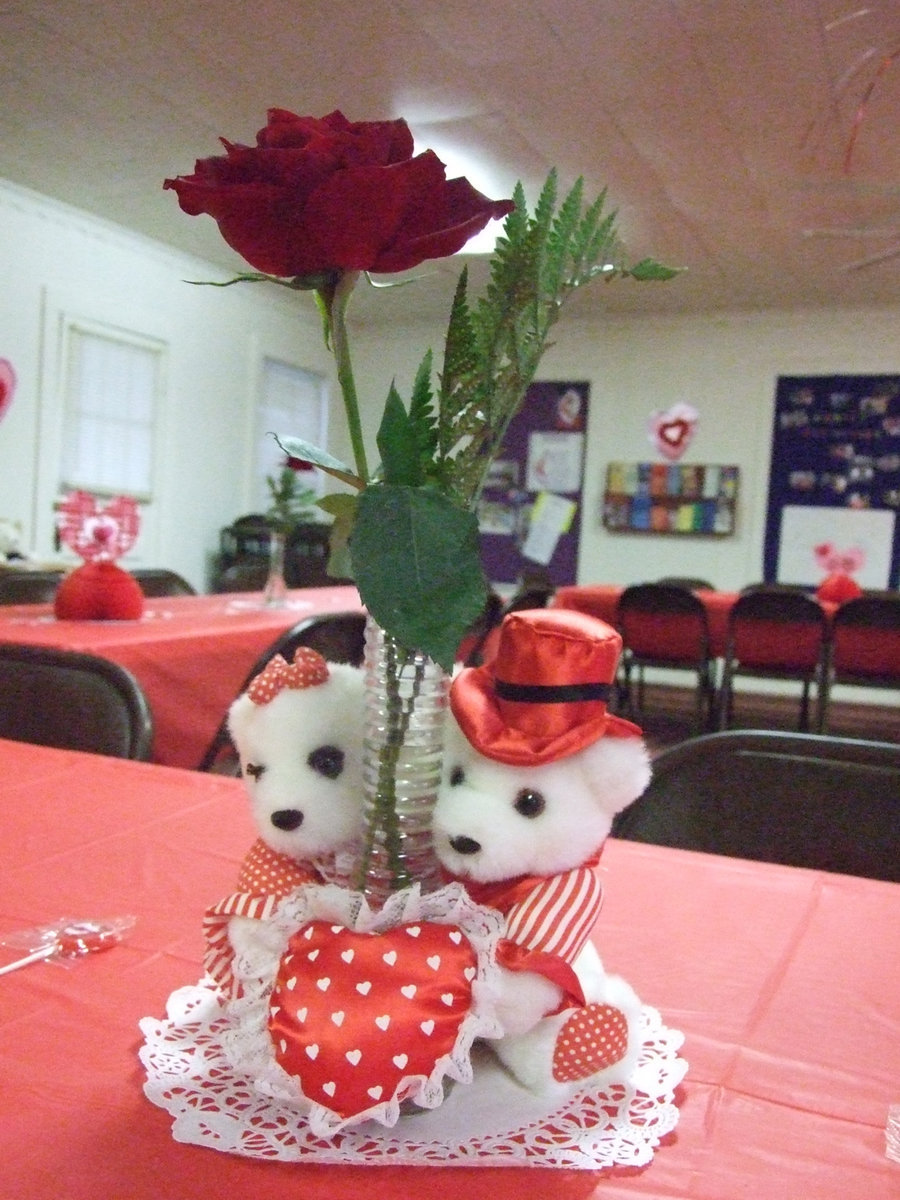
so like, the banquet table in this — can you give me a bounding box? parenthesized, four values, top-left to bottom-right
(553, 585, 741, 657)
(1, 738, 897, 1200)
(0, 585, 363, 768)
(552, 584, 845, 659)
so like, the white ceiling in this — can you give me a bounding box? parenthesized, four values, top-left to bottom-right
(3, 0, 900, 327)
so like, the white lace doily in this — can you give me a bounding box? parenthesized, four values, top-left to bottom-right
(139, 881, 687, 1168)
(140, 984, 685, 1168)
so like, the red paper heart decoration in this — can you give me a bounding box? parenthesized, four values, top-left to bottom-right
(647, 403, 698, 461)
(0, 358, 16, 426)
(57, 491, 140, 562)
(268, 919, 477, 1121)
(813, 540, 865, 575)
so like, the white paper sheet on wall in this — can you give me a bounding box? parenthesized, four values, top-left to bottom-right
(521, 492, 577, 565)
(526, 432, 584, 493)
(777, 504, 895, 588)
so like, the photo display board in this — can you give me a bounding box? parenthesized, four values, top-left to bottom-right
(603, 462, 739, 535)
(765, 374, 900, 588)
(478, 381, 587, 586)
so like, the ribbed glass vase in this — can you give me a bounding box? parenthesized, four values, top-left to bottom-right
(358, 614, 449, 906)
(263, 529, 288, 607)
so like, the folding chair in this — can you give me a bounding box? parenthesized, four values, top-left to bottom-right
(0, 570, 65, 605)
(0, 642, 153, 759)
(131, 568, 197, 597)
(196, 611, 367, 772)
(718, 588, 828, 731)
(822, 594, 900, 730)
(616, 582, 717, 733)
(612, 729, 900, 882)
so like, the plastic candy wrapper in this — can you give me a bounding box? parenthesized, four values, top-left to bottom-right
(0, 915, 136, 976)
(887, 1104, 900, 1164)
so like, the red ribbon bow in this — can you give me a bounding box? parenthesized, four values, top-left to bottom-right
(247, 647, 330, 705)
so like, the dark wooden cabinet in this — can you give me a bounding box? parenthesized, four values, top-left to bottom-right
(210, 516, 352, 591)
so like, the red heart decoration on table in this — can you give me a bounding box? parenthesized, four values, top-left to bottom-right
(648, 404, 698, 461)
(54, 560, 144, 620)
(268, 920, 477, 1120)
(0, 358, 16, 425)
(56, 491, 141, 562)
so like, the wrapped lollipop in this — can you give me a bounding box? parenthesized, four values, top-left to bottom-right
(0, 916, 136, 976)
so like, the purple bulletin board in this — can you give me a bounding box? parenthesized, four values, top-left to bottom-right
(477, 381, 588, 586)
(764, 374, 900, 588)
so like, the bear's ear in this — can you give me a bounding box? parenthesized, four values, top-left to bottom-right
(227, 692, 254, 745)
(581, 737, 652, 815)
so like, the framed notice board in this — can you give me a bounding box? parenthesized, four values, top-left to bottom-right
(764, 375, 900, 588)
(478, 381, 587, 586)
(603, 462, 739, 535)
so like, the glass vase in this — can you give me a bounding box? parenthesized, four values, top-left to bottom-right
(358, 614, 449, 906)
(263, 529, 288, 607)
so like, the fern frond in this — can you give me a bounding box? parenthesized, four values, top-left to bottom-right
(408, 349, 437, 466)
(425, 169, 678, 505)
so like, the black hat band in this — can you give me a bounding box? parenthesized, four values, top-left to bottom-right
(493, 679, 613, 705)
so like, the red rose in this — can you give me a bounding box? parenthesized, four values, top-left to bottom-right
(164, 109, 514, 277)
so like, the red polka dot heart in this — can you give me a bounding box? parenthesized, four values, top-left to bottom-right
(268, 919, 478, 1120)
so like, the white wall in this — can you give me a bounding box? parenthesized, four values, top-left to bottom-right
(351, 304, 900, 590)
(0, 179, 340, 591)
(2, 175, 898, 593)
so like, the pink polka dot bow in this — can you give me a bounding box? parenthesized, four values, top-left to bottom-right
(247, 647, 330, 705)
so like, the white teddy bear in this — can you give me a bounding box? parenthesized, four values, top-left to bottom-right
(203, 646, 365, 996)
(433, 608, 652, 1098)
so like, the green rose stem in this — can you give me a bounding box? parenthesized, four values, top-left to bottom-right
(357, 640, 431, 892)
(317, 268, 440, 899)
(317, 269, 369, 484)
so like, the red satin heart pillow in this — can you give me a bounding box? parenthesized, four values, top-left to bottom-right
(269, 919, 477, 1121)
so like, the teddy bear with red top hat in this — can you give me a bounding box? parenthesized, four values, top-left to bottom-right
(434, 607, 652, 1097)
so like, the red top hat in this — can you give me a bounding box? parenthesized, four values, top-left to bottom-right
(450, 608, 642, 766)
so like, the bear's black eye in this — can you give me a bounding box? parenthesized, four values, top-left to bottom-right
(245, 762, 265, 780)
(307, 745, 345, 780)
(514, 788, 545, 818)
(449, 765, 465, 787)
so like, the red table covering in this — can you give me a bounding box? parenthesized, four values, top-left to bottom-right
(0, 586, 363, 768)
(552, 584, 845, 662)
(1, 739, 897, 1198)
(553, 585, 739, 657)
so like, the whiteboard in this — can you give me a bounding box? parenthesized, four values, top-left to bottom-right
(776, 505, 895, 588)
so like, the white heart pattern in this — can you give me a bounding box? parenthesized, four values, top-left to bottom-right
(269, 920, 477, 1121)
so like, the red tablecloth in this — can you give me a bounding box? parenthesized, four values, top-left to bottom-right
(552, 585, 738, 657)
(552, 585, 844, 663)
(1, 739, 897, 1198)
(0, 586, 363, 768)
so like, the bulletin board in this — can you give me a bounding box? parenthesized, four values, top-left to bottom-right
(477, 381, 587, 586)
(764, 374, 900, 588)
(603, 462, 739, 535)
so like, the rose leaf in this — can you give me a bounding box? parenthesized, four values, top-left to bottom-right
(350, 484, 487, 669)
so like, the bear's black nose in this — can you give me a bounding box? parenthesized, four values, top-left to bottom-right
(449, 834, 481, 855)
(271, 809, 304, 831)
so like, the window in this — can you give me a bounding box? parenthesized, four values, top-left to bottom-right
(60, 322, 165, 500)
(255, 358, 328, 509)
